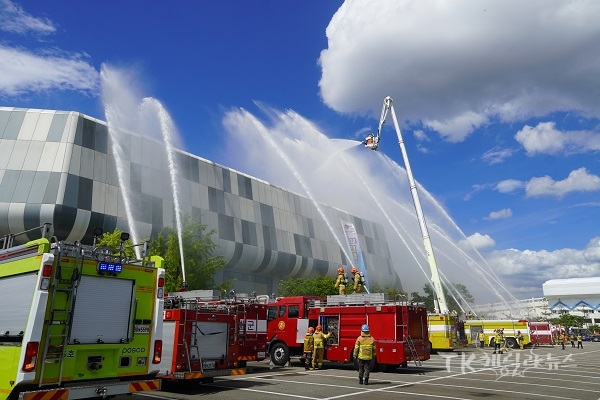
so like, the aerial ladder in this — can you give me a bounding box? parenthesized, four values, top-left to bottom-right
(365, 97, 458, 350)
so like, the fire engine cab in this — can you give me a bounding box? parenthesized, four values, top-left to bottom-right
(157, 290, 268, 383)
(267, 293, 430, 371)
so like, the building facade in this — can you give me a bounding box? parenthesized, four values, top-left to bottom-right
(0, 107, 400, 295)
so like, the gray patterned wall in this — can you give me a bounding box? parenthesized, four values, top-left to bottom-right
(0, 107, 399, 294)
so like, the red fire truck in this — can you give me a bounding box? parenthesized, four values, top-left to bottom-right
(157, 290, 268, 383)
(267, 293, 430, 371)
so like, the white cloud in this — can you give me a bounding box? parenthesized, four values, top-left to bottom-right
(484, 208, 512, 221)
(0, 0, 55, 35)
(525, 167, 600, 198)
(481, 146, 516, 165)
(515, 121, 600, 155)
(424, 111, 489, 142)
(487, 238, 600, 293)
(0, 45, 99, 97)
(495, 179, 524, 193)
(460, 232, 496, 250)
(319, 0, 600, 140)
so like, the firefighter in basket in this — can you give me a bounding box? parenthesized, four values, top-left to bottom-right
(351, 267, 366, 293)
(310, 325, 331, 370)
(334, 267, 348, 295)
(303, 327, 315, 370)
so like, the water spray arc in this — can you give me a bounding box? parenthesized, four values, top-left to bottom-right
(140, 98, 187, 286)
(244, 110, 358, 273)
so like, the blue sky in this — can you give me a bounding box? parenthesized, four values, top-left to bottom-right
(1, 0, 599, 299)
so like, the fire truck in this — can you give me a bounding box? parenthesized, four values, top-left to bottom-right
(0, 224, 165, 400)
(464, 319, 553, 348)
(157, 290, 268, 383)
(267, 293, 430, 371)
(427, 314, 459, 351)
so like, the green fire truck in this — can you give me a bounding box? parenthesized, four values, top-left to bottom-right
(0, 224, 165, 400)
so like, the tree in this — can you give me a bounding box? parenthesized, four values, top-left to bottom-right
(149, 216, 229, 293)
(550, 314, 585, 328)
(95, 228, 136, 259)
(278, 276, 338, 297)
(370, 282, 408, 300)
(410, 283, 475, 313)
(588, 324, 600, 334)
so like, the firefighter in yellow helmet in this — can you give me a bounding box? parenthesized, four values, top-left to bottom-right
(334, 267, 348, 295)
(354, 324, 376, 385)
(310, 325, 331, 370)
(351, 267, 365, 293)
(303, 327, 315, 370)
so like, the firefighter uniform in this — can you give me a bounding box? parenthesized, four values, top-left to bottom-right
(493, 329, 504, 354)
(303, 327, 315, 370)
(354, 324, 376, 385)
(334, 267, 348, 295)
(516, 331, 524, 350)
(351, 268, 365, 293)
(311, 325, 331, 370)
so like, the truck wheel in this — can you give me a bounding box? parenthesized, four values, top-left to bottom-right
(505, 338, 518, 349)
(270, 342, 290, 366)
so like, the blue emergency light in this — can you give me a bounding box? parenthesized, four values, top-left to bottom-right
(97, 262, 123, 274)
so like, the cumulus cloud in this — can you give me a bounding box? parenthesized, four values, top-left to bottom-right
(0, 0, 55, 35)
(481, 146, 516, 165)
(319, 0, 600, 140)
(484, 208, 512, 221)
(487, 237, 600, 294)
(0, 45, 99, 97)
(460, 232, 496, 250)
(515, 121, 600, 155)
(525, 167, 600, 198)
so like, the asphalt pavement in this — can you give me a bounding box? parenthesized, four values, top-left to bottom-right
(127, 342, 600, 400)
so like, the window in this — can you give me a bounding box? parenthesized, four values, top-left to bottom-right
(288, 305, 299, 318)
(278, 306, 287, 318)
(267, 306, 277, 322)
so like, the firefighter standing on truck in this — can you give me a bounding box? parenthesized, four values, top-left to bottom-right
(354, 324, 376, 385)
(310, 325, 331, 370)
(351, 267, 365, 293)
(303, 327, 315, 370)
(334, 267, 348, 295)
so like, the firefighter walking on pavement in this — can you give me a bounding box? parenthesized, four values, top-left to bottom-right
(311, 325, 331, 370)
(354, 324, 376, 385)
(334, 267, 348, 295)
(303, 327, 315, 370)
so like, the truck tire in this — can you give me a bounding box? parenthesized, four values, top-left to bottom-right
(505, 338, 517, 349)
(270, 342, 290, 366)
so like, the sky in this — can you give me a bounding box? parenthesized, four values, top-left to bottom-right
(1, 0, 599, 301)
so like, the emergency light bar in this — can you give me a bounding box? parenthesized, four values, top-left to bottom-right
(97, 261, 123, 274)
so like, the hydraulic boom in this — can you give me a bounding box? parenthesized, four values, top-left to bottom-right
(365, 96, 449, 313)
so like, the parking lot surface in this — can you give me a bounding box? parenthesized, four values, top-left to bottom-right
(127, 342, 600, 400)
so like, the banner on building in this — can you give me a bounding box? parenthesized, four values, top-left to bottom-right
(341, 220, 367, 282)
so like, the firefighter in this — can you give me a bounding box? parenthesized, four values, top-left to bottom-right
(493, 329, 504, 354)
(478, 330, 485, 348)
(334, 267, 348, 295)
(303, 327, 315, 370)
(351, 267, 365, 293)
(354, 324, 376, 385)
(516, 330, 524, 350)
(311, 325, 331, 370)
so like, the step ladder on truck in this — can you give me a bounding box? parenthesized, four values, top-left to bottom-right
(0, 224, 165, 400)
